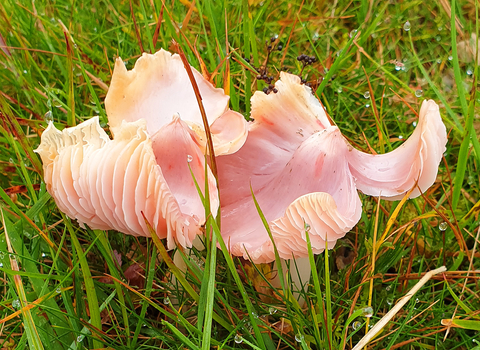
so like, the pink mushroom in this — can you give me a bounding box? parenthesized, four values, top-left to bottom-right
(217, 72, 447, 265)
(36, 49, 247, 249)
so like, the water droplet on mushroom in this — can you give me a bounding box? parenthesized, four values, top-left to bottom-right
(351, 321, 362, 330)
(415, 89, 423, 97)
(12, 299, 20, 309)
(439, 222, 448, 231)
(269, 307, 277, 315)
(349, 29, 358, 38)
(163, 297, 170, 305)
(363, 91, 370, 99)
(403, 21, 411, 31)
(448, 55, 453, 61)
(44, 111, 53, 123)
(295, 334, 304, 343)
(234, 334, 243, 344)
(362, 306, 373, 317)
(187, 155, 193, 163)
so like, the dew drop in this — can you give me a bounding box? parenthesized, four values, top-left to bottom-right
(163, 297, 170, 305)
(362, 306, 373, 317)
(187, 155, 193, 163)
(12, 299, 20, 309)
(386, 285, 392, 291)
(251, 311, 259, 319)
(467, 175, 475, 185)
(439, 222, 448, 231)
(365, 103, 370, 108)
(73, 43, 78, 49)
(448, 55, 453, 61)
(0, 252, 4, 259)
(413, 121, 417, 127)
(23, 70, 28, 74)
(386, 297, 394, 306)
(466, 67, 473, 75)
(234, 334, 243, 344)
(398, 135, 404, 139)
(403, 21, 411, 31)
(415, 298, 420, 303)
(352, 320, 362, 330)
(305, 223, 311, 231)
(349, 29, 358, 38)
(76, 335, 84, 342)
(44, 111, 53, 123)
(363, 91, 370, 99)
(0, 263, 3, 268)
(337, 86, 343, 93)
(436, 58, 442, 64)
(268, 307, 277, 315)
(415, 89, 423, 97)
(295, 334, 304, 343)
(395, 62, 403, 71)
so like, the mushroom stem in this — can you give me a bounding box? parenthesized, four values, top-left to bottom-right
(271, 257, 312, 306)
(171, 236, 205, 308)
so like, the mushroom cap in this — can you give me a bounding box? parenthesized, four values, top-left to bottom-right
(217, 72, 447, 263)
(105, 49, 247, 155)
(35, 117, 218, 249)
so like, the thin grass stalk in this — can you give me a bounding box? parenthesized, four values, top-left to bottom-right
(63, 31, 75, 127)
(63, 216, 103, 349)
(305, 228, 328, 348)
(1, 207, 45, 350)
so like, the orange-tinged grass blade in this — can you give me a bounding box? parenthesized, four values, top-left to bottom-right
(0, 287, 72, 325)
(0, 97, 42, 175)
(376, 185, 417, 251)
(63, 31, 75, 127)
(172, 40, 218, 180)
(1, 207, 44, 350)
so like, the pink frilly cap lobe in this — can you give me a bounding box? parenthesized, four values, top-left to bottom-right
(217, 72, 447, 263)
(105, 49, 247, 155)
(35, 117, 214, 249)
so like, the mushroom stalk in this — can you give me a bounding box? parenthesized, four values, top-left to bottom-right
(271, 257, 312, 305)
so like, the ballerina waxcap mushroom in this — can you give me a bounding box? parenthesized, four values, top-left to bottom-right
(35, 48, 248, 249)
(217, 72, 447, 263)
